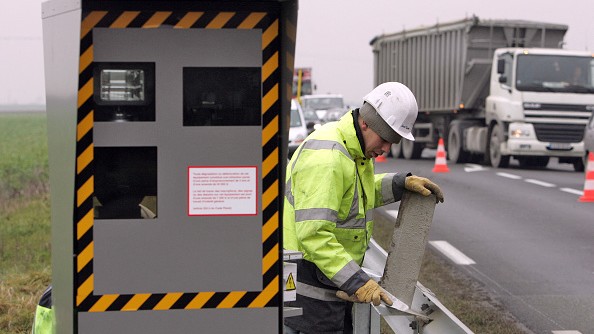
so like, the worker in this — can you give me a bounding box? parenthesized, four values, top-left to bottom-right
(32, 285, 54, 334)
(283, 82, 444, 334)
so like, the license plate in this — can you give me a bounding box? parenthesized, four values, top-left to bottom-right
(547, 142, 573, 150)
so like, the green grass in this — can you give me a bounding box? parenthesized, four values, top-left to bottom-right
(0, 112, 51, 334)
(0, 113, 49, 208)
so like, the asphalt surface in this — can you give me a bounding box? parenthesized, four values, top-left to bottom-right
(374, 151, 594, 334)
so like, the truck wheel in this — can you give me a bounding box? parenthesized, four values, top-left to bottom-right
(390, 142, 403, 158)
(487, 123, 510, 168)
(573, 158, 585, 172)
(402, 138, 423, 160)
(447, 123, 469, 163)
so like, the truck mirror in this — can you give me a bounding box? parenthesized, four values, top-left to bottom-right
(497, 59, 505, 74)
(498, 75, 507, 83)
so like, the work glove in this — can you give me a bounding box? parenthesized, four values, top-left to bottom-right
(405, 175, 445, 203)
(335, 279, 393, 306)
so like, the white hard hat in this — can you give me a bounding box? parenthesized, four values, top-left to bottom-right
(363, 82, 418, 141)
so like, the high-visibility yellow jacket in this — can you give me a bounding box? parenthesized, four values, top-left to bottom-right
(32, 286, 54, 334)
(284, 110, 407, 332)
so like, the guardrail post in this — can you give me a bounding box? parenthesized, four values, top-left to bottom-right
(359, 191, 473, 333)
(379, 191, 436, 306)
(352, 303, 371, 334)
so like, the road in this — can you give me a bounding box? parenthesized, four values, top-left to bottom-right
(374, 151, 594, 334)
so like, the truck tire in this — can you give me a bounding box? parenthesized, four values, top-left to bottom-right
(487, 123, 510, 168)
(447, 122, 469, 163)
(402, 138, 423, 160)
(573, 157, 585, 172)
(390, 142, 403, 158)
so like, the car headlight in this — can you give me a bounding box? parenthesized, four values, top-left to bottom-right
(509, 123, 533, 138)
(510, 129, 531, 138)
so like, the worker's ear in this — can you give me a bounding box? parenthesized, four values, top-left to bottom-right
(360, 118, 369, 130)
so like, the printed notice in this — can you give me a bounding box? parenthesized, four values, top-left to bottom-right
(188, 166, 258, 216)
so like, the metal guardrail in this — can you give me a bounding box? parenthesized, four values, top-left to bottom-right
(356, 238, 474, 334)
(356, 191, 474, 334)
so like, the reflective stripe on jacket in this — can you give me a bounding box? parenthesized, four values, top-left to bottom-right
(284, 110, 405, 295)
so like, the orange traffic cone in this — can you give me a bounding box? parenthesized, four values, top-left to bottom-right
(579, 152, 594, 202)
(432, 138, 450, 173)
(375, 153, 387, 163)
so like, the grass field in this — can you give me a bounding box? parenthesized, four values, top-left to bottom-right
(0, 112, 51, 334)
(0, 112, 530, 333)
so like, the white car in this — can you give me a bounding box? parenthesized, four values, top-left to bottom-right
(288, 99, 308, 159)
(300, 94, 345, 121)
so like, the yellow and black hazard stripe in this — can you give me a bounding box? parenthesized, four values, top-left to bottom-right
(74, 3, 291, 313)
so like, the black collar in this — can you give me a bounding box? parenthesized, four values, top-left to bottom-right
(352, 108, 366, 158)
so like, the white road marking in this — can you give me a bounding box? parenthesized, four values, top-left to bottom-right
(495, 171, 586, 199)
(496, 172, 584, 197)
(464, 163, 488, 172)
(552, 331, 583, 334)
(525, 178, 556, 187)
(386, 210, 399, 219)
(496, 172, 522, 179)
(429, 240, 476, 265)
(560, 188, 584, 196)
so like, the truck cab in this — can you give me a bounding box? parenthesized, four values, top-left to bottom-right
(486, 48, 594, 170)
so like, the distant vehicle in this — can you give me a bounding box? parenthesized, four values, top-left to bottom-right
(322, 108, 348, 123)
(302, 109, 322, 134)
(300, 94, 345, 120)
(584, 112, 594, 168)
(292, 67, 314, 99)
(371, 16, 594, 171)
(288, 99, 308, 158)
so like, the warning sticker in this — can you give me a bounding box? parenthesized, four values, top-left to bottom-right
(188, 166, 258, 216)
(285, 273, 296, 291)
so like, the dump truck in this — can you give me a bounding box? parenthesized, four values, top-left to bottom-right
(371, 16, 594, 171)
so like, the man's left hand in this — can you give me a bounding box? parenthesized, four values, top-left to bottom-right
(336, 280, 393, 306)
(405, 175, 444, 203)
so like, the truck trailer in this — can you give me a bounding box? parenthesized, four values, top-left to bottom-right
(371, 16, 594, 171)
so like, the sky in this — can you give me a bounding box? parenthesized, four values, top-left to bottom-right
(1, 0, 593, 107)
